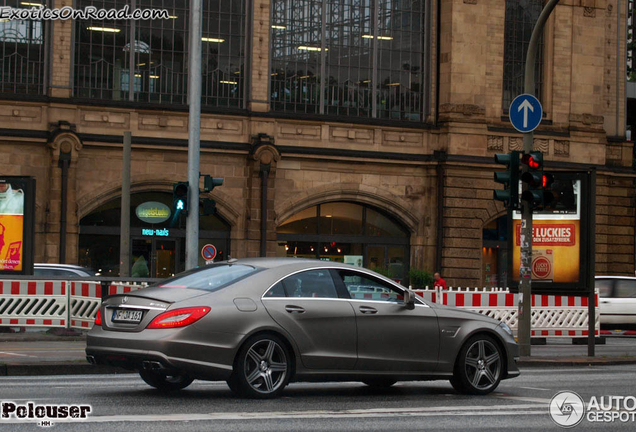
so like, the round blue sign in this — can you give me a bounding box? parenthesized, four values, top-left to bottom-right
(201, 244, 217, 261)
(509, 94, 543, 133)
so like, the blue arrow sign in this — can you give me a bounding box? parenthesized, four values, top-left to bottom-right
(509, 94, 542, 133)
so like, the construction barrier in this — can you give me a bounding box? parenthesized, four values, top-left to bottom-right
(413, 287, 600, 337)
(69, 281, 103, 329)
(0, 280, 68, 327)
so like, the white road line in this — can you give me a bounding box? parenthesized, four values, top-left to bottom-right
(0, 404, 549, 424)
(496, 396, 551, 404)
(0, 352, 37, 358)
(519, 387, 551, 391)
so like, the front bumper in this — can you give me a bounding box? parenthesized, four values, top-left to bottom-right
(503, 338, 520, 379)
(86, 325, 244, 380)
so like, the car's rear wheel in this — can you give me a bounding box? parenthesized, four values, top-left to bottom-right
(139, 370, 194, 391)
(450, 334, 503, 395)
(228, 334, 291, 399)
(362, 378, 397, 388)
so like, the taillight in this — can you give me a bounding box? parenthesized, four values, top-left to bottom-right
(94, 309, 102, 326)
(146, 307, 210, 329)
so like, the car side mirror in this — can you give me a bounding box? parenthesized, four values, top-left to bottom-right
(403, 289, 415, 310)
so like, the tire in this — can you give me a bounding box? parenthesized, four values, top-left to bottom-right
(227, 334, 291, 399)
(450, 334, 504, 395)
(139, 369, 194, 392)
(362, 378, 397, 388)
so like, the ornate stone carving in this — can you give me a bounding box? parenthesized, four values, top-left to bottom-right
(554, 140, 570, 156)
(48, 131, 83, 163)
(533, 139, 549, 153)
(583, 7, 596, 18)
(508, 137, 523, 151)
(487, 136, 503, 151)
(439, 103, 485, 116)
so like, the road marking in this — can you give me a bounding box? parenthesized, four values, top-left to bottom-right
(0, 404, 549, 424)
(0, 352, 37, 357)
(519, 386, 551, 391)
(496, 396, 551, 404)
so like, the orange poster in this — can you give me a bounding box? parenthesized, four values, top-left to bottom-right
(512, 219, 580, 283)
(0, 215, 23, 271)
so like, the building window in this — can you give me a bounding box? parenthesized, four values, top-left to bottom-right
(0, 0, 47, 95)
(276, 202, 410, 283)
(74, 0, 246, 107)
(270, 0, 428, 121)
(502, 0, 543, 111)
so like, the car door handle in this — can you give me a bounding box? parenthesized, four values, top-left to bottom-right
(285, 305, 305, 314)
(359, 306, 378, 314)
(601, 301, 610, 304)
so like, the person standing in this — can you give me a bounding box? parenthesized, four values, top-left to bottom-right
(434, 272, 447, 290)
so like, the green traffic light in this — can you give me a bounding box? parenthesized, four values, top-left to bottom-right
(176, 200, 184, 210)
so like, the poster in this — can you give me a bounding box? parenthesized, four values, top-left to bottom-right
(512, 179, 581, 284)
(0, 180, 25, 271)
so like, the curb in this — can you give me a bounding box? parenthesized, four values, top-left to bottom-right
(517, 358, 636, 367)
(0, 362, 133, 376)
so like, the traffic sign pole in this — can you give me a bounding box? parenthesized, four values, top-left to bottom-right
(517, 0, 561, 358)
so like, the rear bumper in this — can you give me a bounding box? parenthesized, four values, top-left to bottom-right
(86, 326, 243, 380)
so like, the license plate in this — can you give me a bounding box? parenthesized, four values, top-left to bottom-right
(112, 309, 143, 323)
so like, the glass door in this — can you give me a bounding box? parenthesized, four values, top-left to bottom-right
(154, 239, 176, 278)
(131, 238, 152, 277)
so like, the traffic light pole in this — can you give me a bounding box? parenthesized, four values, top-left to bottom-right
(518, 0, 560, 357)
(185, 0, 203, 270)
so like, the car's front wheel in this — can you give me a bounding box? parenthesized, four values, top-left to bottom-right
(139, 370, 194, 391)
(227, 334, 291, 399)
(450, 334, 503, 395)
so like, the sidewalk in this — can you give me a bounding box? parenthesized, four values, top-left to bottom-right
(1, 332, 635, 376)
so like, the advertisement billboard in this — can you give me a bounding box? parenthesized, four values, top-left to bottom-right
(0, 177, 35, 275)
(509, 172, 591, 294)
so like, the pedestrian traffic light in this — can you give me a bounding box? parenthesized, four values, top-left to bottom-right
(173, 181, 189, 215)
(520, 151, 553, 210)
(493, 151, 520, 210)
(201, 198, 216, 215)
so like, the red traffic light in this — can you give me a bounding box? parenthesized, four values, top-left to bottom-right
(521, 154, 540, 169)
(543, 173, 554, 188)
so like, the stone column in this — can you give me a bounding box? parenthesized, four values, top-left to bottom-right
(250, 0, 271, 112)
(48, 0, 73, 98)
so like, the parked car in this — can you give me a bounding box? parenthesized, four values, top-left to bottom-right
(86, 258, 519, 398)
(34, 264, 96, 278)
(596, 276, 636, 328)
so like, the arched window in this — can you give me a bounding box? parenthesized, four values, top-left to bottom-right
(79, 191, 230, 277)
(503, 0, 543, 110)
(277, 202, 409, 282)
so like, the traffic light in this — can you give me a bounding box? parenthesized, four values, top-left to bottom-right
(173, 181, 189, 215)
(201, 198, 216, 215)
(520, 151, 553, 210)
(493, 151, 520, 210)
(203, 176, 224, 192)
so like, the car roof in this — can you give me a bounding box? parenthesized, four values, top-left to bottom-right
(226, 258, 365, 271)
(595, 276, 636, 280)
(35, 263, 91, 270)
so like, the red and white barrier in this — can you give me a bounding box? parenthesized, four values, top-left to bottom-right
(69, 281, 102, 329)
(108, 282, 145, 296)
(0, 280, 68, 328)
(413, 286, 599, 337)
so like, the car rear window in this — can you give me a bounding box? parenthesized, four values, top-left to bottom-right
(158, 264, 258, 292)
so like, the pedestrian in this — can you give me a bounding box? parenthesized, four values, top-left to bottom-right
(434, 272, 447, 290)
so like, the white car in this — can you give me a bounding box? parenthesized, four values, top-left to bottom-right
(596, 276, 636, 327)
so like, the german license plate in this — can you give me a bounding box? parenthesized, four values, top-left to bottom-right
(112, 309, 143, 323)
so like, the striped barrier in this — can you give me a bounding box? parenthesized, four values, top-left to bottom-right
(0, 280, 67, 327)
(69, 281, 102, 329)
(108, 282, 146, 296)
(412, 287, 599, 337)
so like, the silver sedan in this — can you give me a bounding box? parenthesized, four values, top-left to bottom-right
(86, 258, 519, 398)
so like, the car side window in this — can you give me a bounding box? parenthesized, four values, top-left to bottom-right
(595, 279, 613, 298)
(338, 271, 403, 303)
(34, 268, 76, 277)
(264, 282, 286, 298)
(282, 270, 339, 299)
(615, 280, 636, 298)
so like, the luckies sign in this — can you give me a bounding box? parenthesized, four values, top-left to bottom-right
(135, 202, 171, 224)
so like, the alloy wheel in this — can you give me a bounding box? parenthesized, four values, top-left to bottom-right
(243, 339, 288, 394)
(463, 339, 501, 390)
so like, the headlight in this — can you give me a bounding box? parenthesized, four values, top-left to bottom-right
(499, 322, 514, 337)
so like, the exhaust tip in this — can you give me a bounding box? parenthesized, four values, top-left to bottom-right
(86, 355, 96, 365)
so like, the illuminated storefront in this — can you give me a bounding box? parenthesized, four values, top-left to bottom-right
(79, 192, 230, 277)
(276, 202, 409, 283)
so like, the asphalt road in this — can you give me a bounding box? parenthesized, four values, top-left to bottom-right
(0, 365, 635, 431)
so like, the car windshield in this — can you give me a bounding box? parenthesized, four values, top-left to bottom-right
(158, 264, 258, 292)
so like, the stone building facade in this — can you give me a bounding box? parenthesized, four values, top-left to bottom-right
(0, 0, 633, 286)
